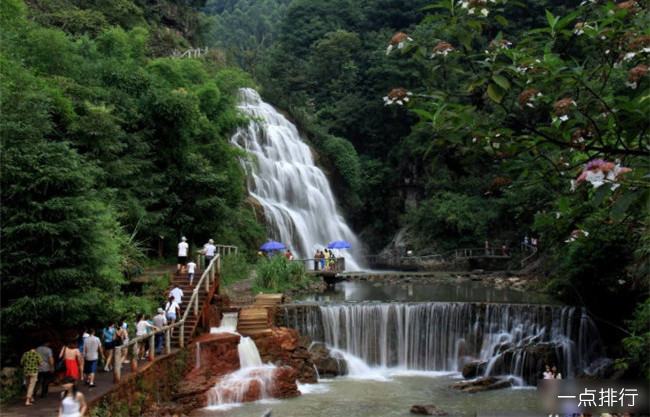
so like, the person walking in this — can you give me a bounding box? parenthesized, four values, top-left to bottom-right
(176, 236, 189, 274)
(170, 286, 184, 308)
(36, 341, 54, 398)
(59, 341, 82, 381)
(203, 238, 216, 267)
(152, 308, 168, 355)
(58, 376, 87, 417)
(135, 314, 158, 359)
(82, 329, 103, 387)
(164, 296, 180, 336)
(187, 259, 197, 285)
(20, 345, 42, 406)
(102, 323, 116, 372)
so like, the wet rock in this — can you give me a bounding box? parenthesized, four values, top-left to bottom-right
(252, 328, 317, 383)
(461, 361, 487, 379)
(410, 404, 448, 415)
(451, 376, 512, 393)
(309, 342, 348, 377)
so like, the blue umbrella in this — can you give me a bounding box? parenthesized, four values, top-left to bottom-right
(327, 240, 351, 249)
(259, 240, 286, 251)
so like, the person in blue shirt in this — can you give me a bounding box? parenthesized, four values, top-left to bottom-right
(102, 323, 116, 372)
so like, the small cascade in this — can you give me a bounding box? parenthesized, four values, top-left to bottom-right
(211, 312, 238, 334)
(281, 302, 608, 385)
(206, 320, 278, 408)
(231, 88, 363, 269)
(238, 336, 263, 368)
(195, 342, 201, 369)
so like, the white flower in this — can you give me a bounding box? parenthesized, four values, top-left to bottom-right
(556, 212, 562, 219)
(468, 7, 475, 14)
(624, 52, 636, 60)
(560, 115, 569, 121)
(585, 170, 605, 188)
(625, 81, 638, 89)
(460, 0, 469, 8)
(481, 8, 489, 16)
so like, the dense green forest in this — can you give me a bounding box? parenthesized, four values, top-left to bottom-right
(204, 0, 649, 377)
(1, 0, 648, 379)
(0, 0, 267, 355)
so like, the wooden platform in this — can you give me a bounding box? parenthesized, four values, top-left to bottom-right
(236, 293, 284, 335)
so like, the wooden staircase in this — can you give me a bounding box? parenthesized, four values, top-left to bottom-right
(169, 270, 214, 345)
(236, 294, 283, 336)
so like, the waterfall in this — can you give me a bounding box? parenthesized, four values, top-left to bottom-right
(195, 342, 201, 368)
(207, 331, 277, 408)
(211, 312, 239, 334)
(231, 88, 363, 269)
(281, 302, 608, 385)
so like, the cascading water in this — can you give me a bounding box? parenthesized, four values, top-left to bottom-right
(206, 313, 278, 408)
(281, 302, 608, 385)
(231, 88, 363, 269)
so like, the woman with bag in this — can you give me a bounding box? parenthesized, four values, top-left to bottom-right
(59, 342, 81, 380)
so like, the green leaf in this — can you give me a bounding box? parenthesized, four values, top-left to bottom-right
(487, 83, 505, 103)
(545, 10, 557, 30)
(492, 74, 511, 90)
(494, 15, 509, 27)
(610, 191, 636, 221)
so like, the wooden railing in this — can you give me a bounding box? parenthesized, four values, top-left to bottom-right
(196, 245, 237, 268)
(365, 247, 511, 267)
(111, 254, 220, 382)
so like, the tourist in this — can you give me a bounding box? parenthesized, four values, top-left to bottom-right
(203, 238, 216, 267)
(542, 364, 553, 379)
(323, 249, 330, 270)
(20, 345, 42, 406)
(152, 308, 168, 355)
(176, 236, 189, 274)
(170, 285, 184, 307)
(59, 341, 82, 381)
(58, 376, 87, 417)
(36, 340, 54, 398)
(117, 317, 130, 364)
(164, 296, 181, 335)
(135, 314, 158, 359)
(485, 240, 490, 255)
(187, 259, 197, 285)
(77, 328, 89, 353)
(102, 322, 116, 372)
(531, 237, 538, 252)
(523, 234, 529, 247)
(82, 329, 103, 387)
(502, 244, 508, 256)
(319, 250, 326, 270)
(551, 365, 562, 379)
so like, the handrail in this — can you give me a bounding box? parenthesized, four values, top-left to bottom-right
(291, 257, 345, 272)
(111, 254, 220, 382)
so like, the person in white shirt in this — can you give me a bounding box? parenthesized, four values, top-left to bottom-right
(176, 236, 189, 274)
(170, 286, 183, 306)
(187, 260, 197, 285)
(164, 296, 180, 336)
(203, 239, 216, 268)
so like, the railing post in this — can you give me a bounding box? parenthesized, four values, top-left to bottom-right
(194, 288, 199, 316)
(179, 323, 185, 348)
(148, 335, 155, 362)
(131, 343, 138, 372)
(165, 328, 171, 354)
(113, 347, 122, 382)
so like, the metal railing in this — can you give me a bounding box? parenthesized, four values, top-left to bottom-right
(111, 254, 220, 382)
(293, 257, 345, 272)
(172, 46, 209, 59)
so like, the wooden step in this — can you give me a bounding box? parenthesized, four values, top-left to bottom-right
(253, 293, 283, 306)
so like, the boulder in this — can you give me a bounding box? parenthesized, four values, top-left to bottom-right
(461, 360, 487, 379)
(451, 376, 512, 393)
(410, 404, 448, 415)
(252, 328, 317, 383)
(309, 342, 348, 377)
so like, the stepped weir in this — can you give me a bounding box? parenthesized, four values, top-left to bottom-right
(279, 302, 607, 385)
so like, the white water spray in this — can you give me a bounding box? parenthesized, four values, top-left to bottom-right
(231, 88, 363, 270)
